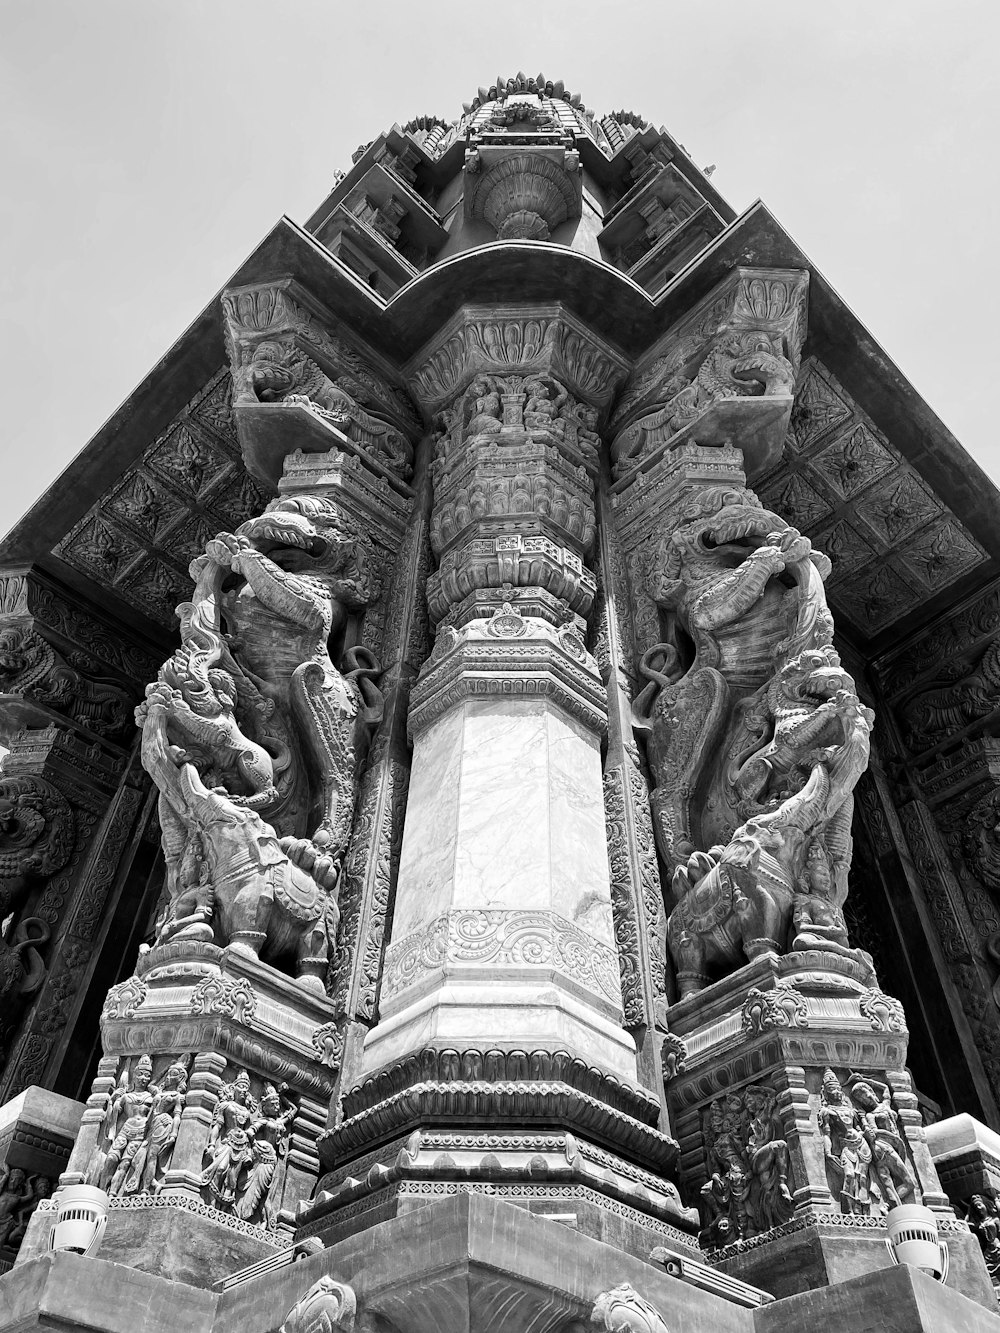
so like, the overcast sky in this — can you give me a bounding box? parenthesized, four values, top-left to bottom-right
(1, 0, 996, 539)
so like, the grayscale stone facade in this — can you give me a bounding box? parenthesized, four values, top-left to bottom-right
(1, 72, 1000, 1331)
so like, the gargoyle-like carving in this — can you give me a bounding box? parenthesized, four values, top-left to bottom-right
(138, 494, 383, 987)
(238, 339, 412, 478)
(819, 1069, 919, 1218)
(699, 1084, 793, 1247)
(0, 775, 74, 922)
(590, 1283, 668, 1333)
(613, 330, 795, 477)
(0, 625, 132, 737)
(741, 983, 808, 1034)
(280, 1277, 357, 1333)
(964, 787, 1000, 893)
(632, 484, 872, 994)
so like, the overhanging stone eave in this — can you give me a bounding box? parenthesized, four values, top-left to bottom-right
(383, 239, 654, 355)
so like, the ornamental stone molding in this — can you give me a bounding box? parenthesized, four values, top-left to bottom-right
(741, 984, 809, 1034)
(380, 907, 622, 1009)
(405, 305, 630, 413)
(407, 614, 608, 739)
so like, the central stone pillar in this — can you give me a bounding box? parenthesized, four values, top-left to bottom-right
(301, 308, 698, 1253)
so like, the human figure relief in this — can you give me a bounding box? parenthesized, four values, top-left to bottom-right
(138, 1059, 188, 1194)
(633, 483, 873, 993)
(202, 1070, 257, 1209)
(0, 1167, 33, 1250)
(235, 1083, 297, 1227)
(88, 1055, 156, 1195)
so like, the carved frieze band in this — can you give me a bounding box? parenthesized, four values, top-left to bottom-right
(380, 908, 622, 1009)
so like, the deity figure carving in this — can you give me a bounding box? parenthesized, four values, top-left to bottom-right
(138, 494, 383, 987)
(238, 339, 412, 478)
(88, 1055, 157, 1194)
(632, 483, 873, 993)
(819, 1069, 918, 1217)
(698, 1083, 793, 1248)
(968, 1195, 1000, 1284)
(201, 1067, 297, 1226)
(202, 1069, 257, 1208)
(138, 1058, 188, 1194)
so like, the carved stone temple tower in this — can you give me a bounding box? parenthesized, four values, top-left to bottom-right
(3, 73, 1000, 1333)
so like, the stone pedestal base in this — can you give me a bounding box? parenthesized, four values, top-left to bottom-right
(41, 942, 341, 1285)
(0, 1087, 84, 1274)
(666, 953, 951, 1251)
(18, 1193, 279, 1289)
(755, 1258, 1000, 1332)
(713, 1214, 993, 1309)
(301, 1044, 697, 1253)
(5, 1195, 1000, 1333)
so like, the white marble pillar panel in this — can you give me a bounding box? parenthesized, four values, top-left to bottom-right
(364, 696, 637, 1080)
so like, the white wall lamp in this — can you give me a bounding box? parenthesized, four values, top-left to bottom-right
(48, 1184, 109, 1259)
(885, 1204, 949, 1283)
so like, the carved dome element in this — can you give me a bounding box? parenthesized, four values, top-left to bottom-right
(467, 152, 582, 242)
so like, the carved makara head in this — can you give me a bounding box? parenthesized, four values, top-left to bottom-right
(238, 497, 371, 609)
(246, 340, 301, 402)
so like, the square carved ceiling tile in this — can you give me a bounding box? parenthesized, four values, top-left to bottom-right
(854, 470, 942, 546)
(831, 560, 923, 634)
(115, 556, 189, 628)
(104, 468, 186, 547)
(759, 469, 834, 529)
(811, 517, 880, 585)
(787, 360, 853, 454)
(893, 518, 988, 591)
(811, 422, 897, 501)
(56, 513, 146, 587)
(144, 424, 233, 504)
(188, 370, 238, 447)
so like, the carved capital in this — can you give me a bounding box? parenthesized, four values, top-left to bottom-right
(406, 305, 629, 413)
(409, 614, 607, 739)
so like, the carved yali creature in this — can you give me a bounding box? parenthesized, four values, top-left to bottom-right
(632, 483, 872, 993)
(138, 494, 383, 985)
(613, 330, 796, 474)
(241, 339, 413, 478)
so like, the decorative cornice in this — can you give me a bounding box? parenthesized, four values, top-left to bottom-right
(408, 617, 607, 738)
(405, 304, 630, 413)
